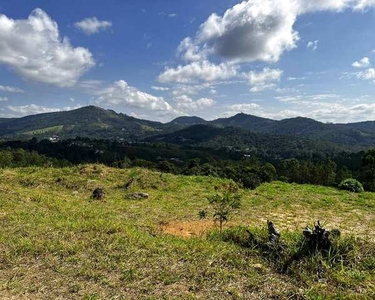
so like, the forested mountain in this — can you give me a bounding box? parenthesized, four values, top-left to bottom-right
(0, 106, 167, 140)
(0, 118, 13, 124)
(167, 116, 207, 127)
(1, 106, 375, 149)
(148, 124, 347, 158)
(211, 112, 277, 131)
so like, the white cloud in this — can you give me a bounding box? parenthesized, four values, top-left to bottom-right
(287, 76, 306, 81)
(159, 1, 375, 89)
(307, 40, 319, 51)
(168, 13, 177, 18)
(354, 0, 375, 11)
(173, 95, 215, 112)
(0, 9, 95, 87)
(0, 85, 24, 93)
(175, 0, 374, 64)
(352, 57, 370, 68)
(151, 86, 170, 91)
(263, 93, 375, 122)
(229, 103, 260, 112)
(74, 17, 112, 35)
(356, 68, 375, 80)
(275, 94, 339, 103)
(190, 0, 299, 63)
(130, 112, 148, 119)
(171, 83, 213, 96)
(246, 68, 283, 92)
(0, 96, 8, 101)
(158, 60, 239, 83)
(177, 37, 205, 62)
(94, 80, 172, 111)
(284, 103, 375, 123)
(7, 104, 77, 116)
(78, 80, 104, 91)
(216, 94, 375, 123)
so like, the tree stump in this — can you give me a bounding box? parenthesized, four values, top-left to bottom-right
(124, 178, 135, 190)
(303, 221, 340, 252)
(267, 220, 281, 243)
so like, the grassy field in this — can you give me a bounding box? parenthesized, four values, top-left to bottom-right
(21, 125, 64, 136)
(0, 165, 374, 299)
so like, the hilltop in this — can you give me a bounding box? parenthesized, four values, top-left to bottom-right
(0, 106, 167, 140)
(1, 106, 375, 149)
(0, 165, 374, 299)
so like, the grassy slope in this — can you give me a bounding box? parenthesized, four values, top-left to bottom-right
(0, 166, 374, 299)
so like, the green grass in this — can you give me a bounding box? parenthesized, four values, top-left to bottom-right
(0, 165, 374, 299)
(21, 125, 64, 136)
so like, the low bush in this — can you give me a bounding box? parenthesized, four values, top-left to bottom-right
(338, 179, 364, 193)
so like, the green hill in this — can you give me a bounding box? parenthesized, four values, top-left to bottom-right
(0, 165, 374, 299)
(0, 106, 167, 140)
(2, 106, 375, 149)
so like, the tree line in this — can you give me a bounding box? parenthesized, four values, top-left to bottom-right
(1, 137, 375, 191)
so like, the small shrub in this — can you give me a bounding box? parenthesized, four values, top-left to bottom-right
(208, 191, 241, 231)
(338, 179, 364, 193)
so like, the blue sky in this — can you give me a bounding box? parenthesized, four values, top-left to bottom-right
(1, 0, 375, 123)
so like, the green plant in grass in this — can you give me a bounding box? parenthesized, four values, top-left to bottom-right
(208, 191, 241, 232)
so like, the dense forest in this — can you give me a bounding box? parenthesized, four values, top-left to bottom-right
(1, 137, 375, 192)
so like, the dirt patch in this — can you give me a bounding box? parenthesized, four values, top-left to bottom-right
(162, 220, 215, 238)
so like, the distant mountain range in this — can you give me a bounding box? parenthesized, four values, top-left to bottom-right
(0, 106, 375, 151)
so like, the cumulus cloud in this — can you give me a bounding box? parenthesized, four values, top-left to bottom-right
(352, 57, 370, 68)
(307, 40, 319, 51)
(158, 60, 239, 83)
(176, 0, 375, 64)
(177, 37, 205, 62)
(246, 68, 283, 92)
(0, 9, 95, 87)
(158, 0, 375, 92)
(74, 17, 112, 35)
(190, 0, 299, 63)
(173, 95, 215, 112)
(0, 85, 24, 93)
(94, 80, 172, 111)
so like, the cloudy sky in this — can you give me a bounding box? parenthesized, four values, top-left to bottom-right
(1, 0, 375, 123)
